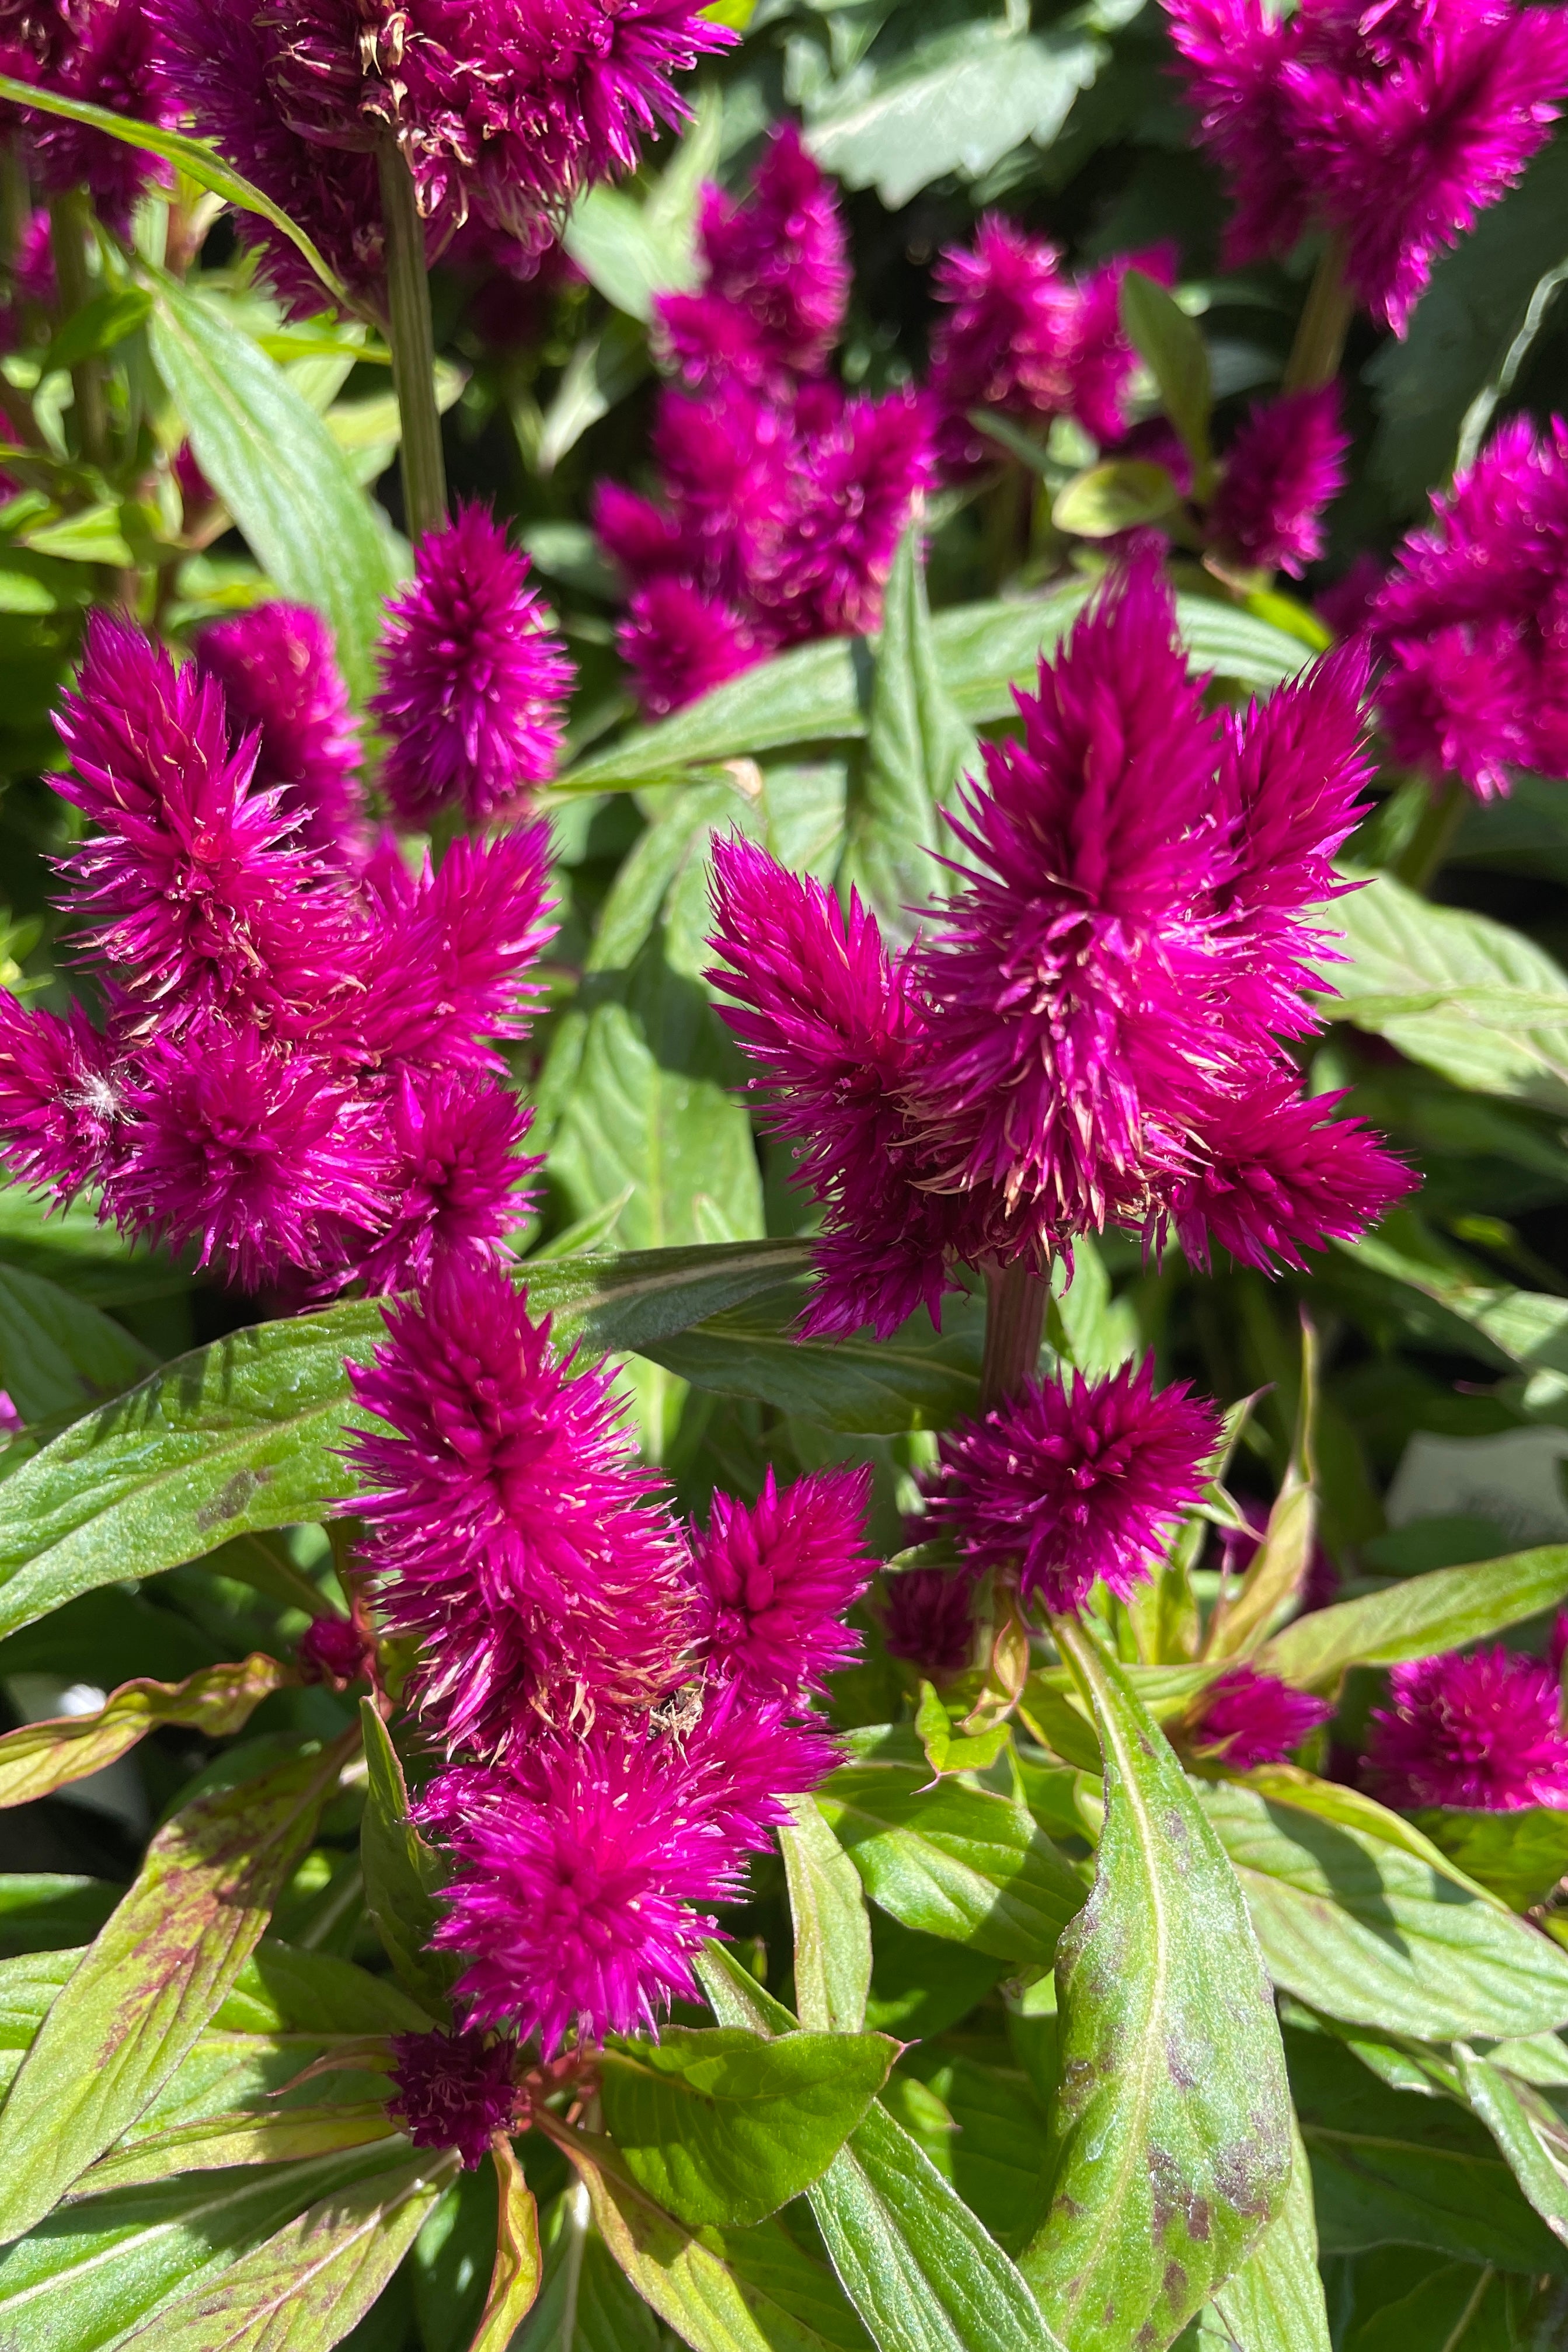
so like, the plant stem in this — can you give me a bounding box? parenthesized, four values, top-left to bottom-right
(377, 137, 446, 542)
(48, 190, 108, 469)
(1392, 775, 1468, 892)
(1281, 234, 1354, 395)
(980, 1259, 1048, 1411)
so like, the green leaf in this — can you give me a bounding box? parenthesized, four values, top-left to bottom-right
(536, 312, 650, 473)
(0, 1652, 292, 1810)
(1453, 2047, 1568, 2253)
(1120, 268, 1213, 474)
(1262, 1542, 1568, 1688)
(649, 1290, 985, 1437)
(816, 1731, 1085, 1968)
(0, 1239, 809, 1642)
(0, 2144, 419, 2352)
(357, 1700, 458, 2018)
(72, 2102, 402, 2196)
(557, 591, 1304, 792)
(565, 2134, 877, 2352)
(1197, 1777, 1568, 2041)
(1207, 2119, 1331, 2352)
(471, 2137, 542, 2352)
(1023, 1623, 1291, 2347)
(562, 183, 697, 321)
(1327, 870, 1568, 1111)
(1053, 458, 1182, 538)
(0, 1873, 119, 1956)
(114, 2147, 459, 2351)
(781, 1795, 874, 2036)
(0, 1263, 156, 1423)
(1413, 1806, 1568, 1912)
(839, 531, 975, 940)
(0, 77, 350, 308)
(896, 2048, 1050, 2250)
(149, 279, 402, 702)
(601, 2027, 895, 2229)
(41, 285, 154, 377)
(863, 1917, 1003, 2043)
(0, 1737, 348, 2238)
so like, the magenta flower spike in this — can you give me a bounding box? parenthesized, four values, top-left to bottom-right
(388, 2028, 517, 2168)
(194, 603, 363, 860)
(1367, 415, 1568, 796)
(1187, 1664, 1332, 1768)
(1165, 0, 1568, 333)
(0, 995, 120, 1201)
(694, 1464, 874, 1698)
(24, 0, 175, 229)
(1208, 385, 1349, 577)
(921, 1358, 1220, 1616)
(1366, 1647, 1568, 1810)
(619, 579, 762, 718)
(351, 1066, 537, 1297)
(372, 504, 574, 829)
(881, 1566, 978, 1681)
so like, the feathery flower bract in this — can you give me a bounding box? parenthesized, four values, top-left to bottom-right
(693, 1465, 873, 1698)
(922, 1360, 1219, 1615)
(619, 579, 761, 718)
(881, 1566, 977, 1681)
(1169, 1074, 1414, 1273)
(1187, 1664, 1332, 1767)
(388, 2028, 517, 2169)
(351, 1067, 536, 1297)
(0, 993, 119, 1198)
(1209, 386, 1349, 577)
(1367, 1647, 1568, 1810)
(25, 0, 174, 229)
(372, 504, 574, 828)
(295, 1611, 372, 1688)
(194, 604, 362, 860)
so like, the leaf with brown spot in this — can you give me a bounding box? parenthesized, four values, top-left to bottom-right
(0, 1654, 294, 1811)
(0, 1734, 353, 2240)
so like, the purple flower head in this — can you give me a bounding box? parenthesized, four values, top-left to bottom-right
(358, 0, 736, 238)
(1069, 246, 1180, 450)
(706, 834, 967, 1338)
(922, 1358, 1220, 1615)
(618, 579, 762, 719)
(1187, 1664, 1332, 1768)
(881, 1566, 977, 1681)
(295, 1611, 372, 1687)
(1209, 385, 1349, 577)
(372, 503, 574, 828)
(1367, 416, 1568, 796)
(1165, 0, 1568, 333)
(759, 388, 934, 644)
(1367, 1646, 1568, 1810)
(1170, 1074, 1414, 1273)
(51, 614, 349, 1032)
(0, 994, 119, 1199)
(25, 0, 174, 229)
(193, 604, 361, 861)
(656, 121, 848, 390)
(694, 1465, 873, 1699)
(1318, 550, 1386, 640)
(110, 1020, 385, 1291)
(350, 1066, 536, 1297)
(346, 1257, 696, 1756)
(388, 2027, 517, 2169)
(674, 1675, 840, 1845)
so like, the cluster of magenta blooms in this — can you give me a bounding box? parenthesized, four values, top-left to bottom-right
(4, 0, 1568, 2154)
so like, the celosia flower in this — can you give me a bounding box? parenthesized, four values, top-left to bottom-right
(1208, 385, 1349, 577)
(346, 1259, 695, 1756)
(0, 994, 119, 1198)
(194, 604, 362, 860)
(110, 1021, 385, 1290)
(618, 579, 762, 719)
(295, 1612, 372, 1687)
(423, 1691, 834, 2053)
(881, 1566, 977, 1681)
(1186, 1664, 1332, 1767)
(693, 1465, 873, 1698)
(921, 1359, 1219, 1614)
(371, 504, 574, 828)
(655, 121, 848, 389)
(1366, 415, 1568, 797)
(1168, 1074, 1413, 1273)
(351, 1065, 536, 1296)
(25, 0, 174, 230)
(388, 2028, 517, 2168)
(1165, 0, 1568, 333)
(1366, 1647, 1568, 1810)
(758, 387, 933, 643)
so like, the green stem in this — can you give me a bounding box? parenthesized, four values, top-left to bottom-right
(1281, 234, 1354, 395)
(1392, 775, 1468, 893)
(980, 1259, 1048, 1412)
(48, 189, 108, 469)
(377, 138, 446, 542)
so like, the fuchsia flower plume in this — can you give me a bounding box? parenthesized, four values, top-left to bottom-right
(881, 1567, 978, 1681)
(1209, 386, 1349, 577)
(1187, 1665, 1332, 1768)
(388, 2029, 517, 2170)
(193, 604, 362, 860)
(1366, 1647, 1568, 1810)
(9, 0, 174, 230)
(693, 1465, 874, 1699)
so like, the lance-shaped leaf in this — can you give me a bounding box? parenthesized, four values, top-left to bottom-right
(1023, 1621, 1292, 2349)
(1208, 2117, 1332, 2352)
(0, 1654, 293, 1810)
(470, 2135, 542, 2352)
(1415, 1804, 1568, 1911)
(599, 2027, 896, 2229)
(781, 1795, 873, 2035)
(648, 1292, 984, 1435)
(816, 1731, 1085, 1967)
(72, 2104, 401, 2196)
(1262, 1541, 1568, 1688)
(358, 1700, 458, 2016)
(0, 1240, 810, 1644)
(113, 2145, 458, 2351)
(0, 1736, 350, 2239)
(1454, 2047, 1568, 2249)
(0, 1264, 155, 1424)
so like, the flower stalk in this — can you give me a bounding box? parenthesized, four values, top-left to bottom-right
(1392, 775, 1468, 893)
(377, 138, 446, 542)
(979, 1259, 1049, 1411)
(1281, 235, 1354, 395)
(48, 189, 108, 469)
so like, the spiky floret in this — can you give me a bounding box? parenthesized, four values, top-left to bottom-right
(1366, 1647, 1568, 1810)
(880, 1566, 977, 1680)
(194, 603, 362, 859)
(1168, 1074, 1414, 1273)
(1186, 1664, 1332, 1768)
(371, 504, 574, 828)
(388, 2028, 517, 2169)
(351, 1066, 536, 1297)
(346, 1259, 696, 1756)
(618, 579, 762, 718)
(922, 1359, 1220, 1614)
(0, 994, 120, 1198)
(1208, 386, 1349, 577)
(693, 1465, 873, 1698)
